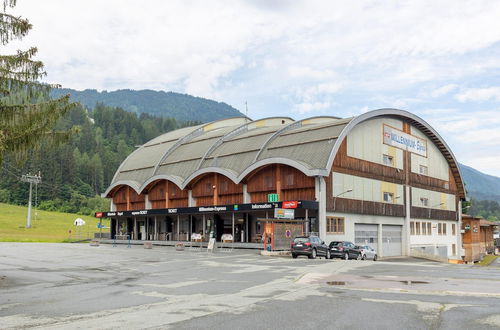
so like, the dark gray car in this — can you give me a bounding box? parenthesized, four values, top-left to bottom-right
(329, 241, 361, 260)
(291, 235, 330, 259)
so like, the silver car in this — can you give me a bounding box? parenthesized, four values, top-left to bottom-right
(357, 245, 377, 261)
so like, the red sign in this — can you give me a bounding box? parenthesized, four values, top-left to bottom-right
(95, 212, 103, 218)
(282, 201, 298, 209)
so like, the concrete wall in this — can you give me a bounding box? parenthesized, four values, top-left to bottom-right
(411, 187, 456, 211)
(410, 219, 459, 257)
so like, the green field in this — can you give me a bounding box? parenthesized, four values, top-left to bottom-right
(0, 203, 109, 242)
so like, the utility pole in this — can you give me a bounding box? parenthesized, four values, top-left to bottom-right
(21, 174, 42, 228)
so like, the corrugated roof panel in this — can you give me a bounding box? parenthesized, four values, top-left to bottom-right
(201, 151, 260, 174)
(144, 125, 203, 147)
(259, 139, 338, 169)
(211, 131, 274, 158)
(268, 123, 346, 150)
(163, 137, 222, 164)
(156, 159, 200, 180)
(114, 167, 154, 185)
(119, 140, 177, 172)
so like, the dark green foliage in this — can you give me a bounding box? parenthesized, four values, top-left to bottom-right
(468, 199, 500, 222)
(50, 88, 244, 123)
(0, 104, 199, 215)
(0, 0, 77, 163)
(460, 163, 500, 203)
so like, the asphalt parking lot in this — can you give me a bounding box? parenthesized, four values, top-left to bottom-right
(1, 243, 500, 329)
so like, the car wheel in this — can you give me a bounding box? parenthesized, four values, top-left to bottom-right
(292, 254, 297, 259)
(362, 254, 366, 260)
(373, 254, 377, 261)
(344, 252, 349, 260)
(326, 250, 331, 259)
(310, 248, 317, 259)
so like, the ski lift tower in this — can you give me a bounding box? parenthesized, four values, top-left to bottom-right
(21, 173, 42, 228)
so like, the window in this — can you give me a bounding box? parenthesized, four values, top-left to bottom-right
(327, 217, 344, 234)
(420, 197, 429, 207)
(383, 192, 394, 203)
(419, 165, 428, 175)
(410, 221, 415, 235)
(452, 244, 456, 255)
(443, 223, 447, 235)
(438, 223, 442, 235)
(422, 222, 427, 235)
(452, 224, 456, 236)
(427, 222, 432, 235)
(415, 222, 421, 235)
(286, 173, 294, 186)
(383, 154, 394, 166)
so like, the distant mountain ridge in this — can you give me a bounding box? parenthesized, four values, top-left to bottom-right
(459, 163, 500, 202)
(51, 88, 244, 123)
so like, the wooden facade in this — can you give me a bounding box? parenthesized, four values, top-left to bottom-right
(327, 138, 458, 220)
(109, 164, 316, 210)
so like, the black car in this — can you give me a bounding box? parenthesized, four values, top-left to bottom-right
(291, 235, 330, 259)
(329, 241, 361, 260)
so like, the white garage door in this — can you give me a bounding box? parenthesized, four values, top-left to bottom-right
(382, 225, 402, 257)
(354, 223, 378, 253)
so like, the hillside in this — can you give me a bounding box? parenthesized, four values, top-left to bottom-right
(0, 203, 109, 242)
(459, 163, 500, 202)
(50, 88, 244, 122)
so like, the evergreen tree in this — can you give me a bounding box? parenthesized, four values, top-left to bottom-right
(0, 0, 75, 163)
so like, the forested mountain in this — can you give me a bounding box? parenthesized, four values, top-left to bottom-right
(0, 104, 199, 215)
(459, 163, 500, 202)
(50, 88, 244, 122)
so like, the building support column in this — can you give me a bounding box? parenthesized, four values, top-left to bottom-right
(243, 184, 250, 203)
(317, 176, 327, 240)
(177, 215, 180, 241)
(189, 215, 192, 241)
(378, 223, 383, 258)
(245, 213, 249, 242)
(305, 209, 309, 235)
(115, 218, 119, 239)
(133, 217, 137, 240)
(457, 200, 463, 258)
(146, 217, 149, 240)
(145, 195, 151, 210)
(154, 216, 157, 240)
(202, 214, 206, 238)
(232, 212, 235, 240)
(404, 185, 411, 256)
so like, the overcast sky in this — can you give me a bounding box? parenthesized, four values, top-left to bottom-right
(6, 0, 500, 176)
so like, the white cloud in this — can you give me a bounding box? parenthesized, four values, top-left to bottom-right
(430, 84, 459, 98)
(455, 87, 500, 102)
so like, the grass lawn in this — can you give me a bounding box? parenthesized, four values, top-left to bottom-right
(478, 255, 499, 266)
(0, 203, 109, 242)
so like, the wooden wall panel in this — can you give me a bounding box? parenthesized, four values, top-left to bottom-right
(169, 184, 188, 199)
(410, 207, 457, 221)
(409, 173, 457, 194)
(282, 188, 315, 201)
(192, 174, 215, 198)
(195, 196, 213, 206)
(218, 194, 243, 205)
(250, 192, 270, 203)
(328, 197, 405, 217)
(280, 166, 315, 190)
(130, 201, 145, 210)
(112, 186, 128, 204)
(151, 200, 166, 209)
(148, 181, 166, 201)
(247, 165, 276, 193)
(332, 139, 405, 184)
(116, 203, 127, 211)
(218, 175, 243, 195)
(169, 198, 188, 208)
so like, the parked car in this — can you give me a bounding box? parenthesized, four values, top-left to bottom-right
(291, 235, 330, 259)
(329, 241, 361, 260)
(356, 245, 378, 261)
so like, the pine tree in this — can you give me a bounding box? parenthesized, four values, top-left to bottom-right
(0, 0, 75, 163)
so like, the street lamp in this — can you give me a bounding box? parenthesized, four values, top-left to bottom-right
(333, 189, 352, 211)
(428, 202, 445, 218)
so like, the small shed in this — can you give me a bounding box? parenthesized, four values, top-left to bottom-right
(462, 215, 498, 263)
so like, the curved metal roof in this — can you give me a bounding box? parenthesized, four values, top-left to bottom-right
(104, 109, 466, 199)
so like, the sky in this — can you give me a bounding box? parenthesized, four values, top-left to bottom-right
(6, 0, 500, 176)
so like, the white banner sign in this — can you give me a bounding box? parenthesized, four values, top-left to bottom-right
(383, 125, 427, 157)
(274, 208, 295, 219)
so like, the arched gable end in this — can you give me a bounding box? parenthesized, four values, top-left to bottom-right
(325, 108, 466, 199)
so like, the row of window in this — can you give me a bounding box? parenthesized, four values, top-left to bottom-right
(382, 154, 428, 175)
(410, 221, 456, 236)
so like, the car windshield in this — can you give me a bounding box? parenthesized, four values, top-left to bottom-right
(294, 237, 309, 243)
(330, 241, 343, 247)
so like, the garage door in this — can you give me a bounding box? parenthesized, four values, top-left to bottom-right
(354, 224, 378, 253)
(382, 225, 402, 257)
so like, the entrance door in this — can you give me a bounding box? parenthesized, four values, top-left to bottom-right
(382, 225, 402, 257)
(355, 223, 378, 253)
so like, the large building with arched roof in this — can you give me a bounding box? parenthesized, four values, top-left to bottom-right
(97, 109, 466, 258)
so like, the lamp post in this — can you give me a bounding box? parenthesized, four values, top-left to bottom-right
(333, 189, 352, 211)
(428, 202, 445, 219)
